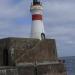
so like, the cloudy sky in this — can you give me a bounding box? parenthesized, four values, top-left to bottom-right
(0, 0, 75, 57)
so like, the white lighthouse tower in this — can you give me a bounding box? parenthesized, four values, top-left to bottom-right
(30, 0, 45, 40)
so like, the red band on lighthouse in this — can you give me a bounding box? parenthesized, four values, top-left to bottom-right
(32, 14, 42, 20)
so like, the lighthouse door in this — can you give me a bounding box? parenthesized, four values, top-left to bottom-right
(3, 49, 9, 66)
(41, 33, 45, 40)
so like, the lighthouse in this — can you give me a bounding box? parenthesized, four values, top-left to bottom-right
(30, 0, 45, 40)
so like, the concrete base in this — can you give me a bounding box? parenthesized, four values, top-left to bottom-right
(0, 37, 67, 75)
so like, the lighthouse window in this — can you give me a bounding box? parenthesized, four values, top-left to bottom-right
(33, 0, 40, 5)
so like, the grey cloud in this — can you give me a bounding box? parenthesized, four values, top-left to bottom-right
(42, 0, 75, 57)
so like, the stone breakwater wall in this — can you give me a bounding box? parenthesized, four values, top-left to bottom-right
(0, 64, 66, 75)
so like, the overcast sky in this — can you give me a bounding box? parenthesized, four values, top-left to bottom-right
(0, 0, 75, 57)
